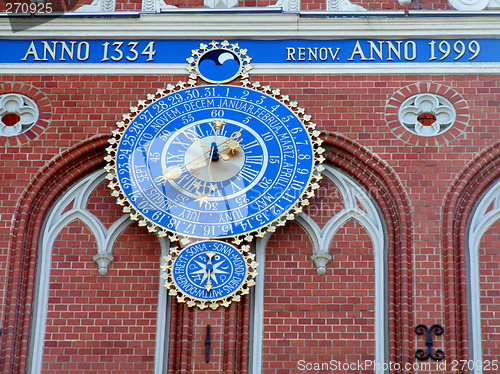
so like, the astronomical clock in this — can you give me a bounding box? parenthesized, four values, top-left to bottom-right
(106, 40, 325, 309)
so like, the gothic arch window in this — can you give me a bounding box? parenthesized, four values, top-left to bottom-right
(29, 165, 388, 373)
(250, 165, 387, 373)
(467, 178, 500, 373)
(28, 169, 171, 374)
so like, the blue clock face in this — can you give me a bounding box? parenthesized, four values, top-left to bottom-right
(171, 240, 247, 301)
(115, 84, 315, 239)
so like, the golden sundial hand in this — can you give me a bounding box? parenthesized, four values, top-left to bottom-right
(156, 147, 213, 183)
(176, 128, 210, 149)
(212, 120, 225, 142)
(185, 130, 243, 168)
(158, 126, 241, 183)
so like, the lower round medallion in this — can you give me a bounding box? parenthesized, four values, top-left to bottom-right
(161, 240, 258, 310)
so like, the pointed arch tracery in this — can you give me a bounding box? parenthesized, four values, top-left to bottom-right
(28, 168, 172, 374)
(251, 166, 386, 372)
(1, 132, 414, 374)
(30, 170, 125, 373)
(0, 135, 110, 374)
(442, 141, 500, 365)
(322, 132, 413, 366)
(297, 166, 384, 274)
(251, 133, 413, 372)
(1, 135, 169, 374)
(297, 166, 386, 369)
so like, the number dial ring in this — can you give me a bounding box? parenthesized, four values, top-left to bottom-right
(109, 84, 320, 241)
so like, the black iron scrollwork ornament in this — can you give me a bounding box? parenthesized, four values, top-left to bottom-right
(415, 324, 445, 361)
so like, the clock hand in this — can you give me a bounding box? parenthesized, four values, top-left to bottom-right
(156, 131, 243, 184)
(176, 128, 210, 149)
(205, 251, 215, 292)
(157, 149, 212, 182)
(212, 120, 225, 142)
(185, 131, 243, 168)
(205, 271, 212, 292)
(177, 148, 212, 169)
(210, 120, 226, 161)
(158, 145, 215, 182)
(194, 142, 216, 205)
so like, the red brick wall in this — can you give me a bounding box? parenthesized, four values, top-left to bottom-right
(263, 220, 375, 373)
(0, 71, 498, 373)
(180, 299, 250, 373)
(43, 219, 160, 373)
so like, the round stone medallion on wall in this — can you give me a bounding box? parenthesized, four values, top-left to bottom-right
(385, 83, 469, 146)
(0, 82, 52, 147)
(448, 0, 489, 11)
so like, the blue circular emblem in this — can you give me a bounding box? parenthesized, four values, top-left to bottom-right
(174, 241, 246, 300)
(108, 84, 323, 242)
(162, 240, 258, 309)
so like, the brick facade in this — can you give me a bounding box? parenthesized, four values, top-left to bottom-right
(0, 6, 499, 374)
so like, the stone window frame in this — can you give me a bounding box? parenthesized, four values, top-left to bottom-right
(30, 165, 388, 373)
(249, 165, 387, 373)
(28, 169, 171, 374)
(467, 179, 500, 373)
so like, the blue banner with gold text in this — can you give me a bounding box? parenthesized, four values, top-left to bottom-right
(0, 38, 497, 64)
